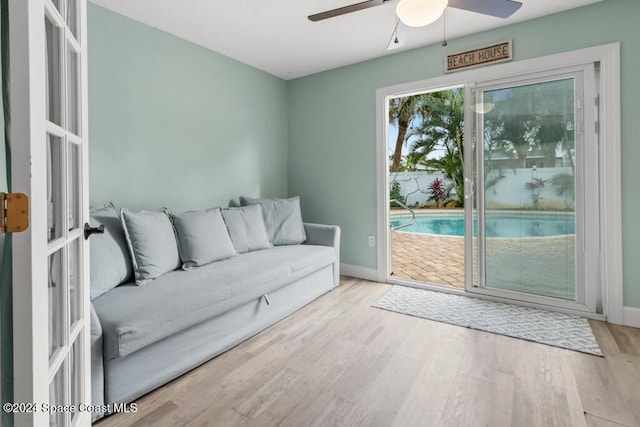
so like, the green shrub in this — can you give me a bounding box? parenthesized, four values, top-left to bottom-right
(390, 181, 406, 207)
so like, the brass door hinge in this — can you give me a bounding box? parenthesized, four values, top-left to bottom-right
(0, 192, 29, 234)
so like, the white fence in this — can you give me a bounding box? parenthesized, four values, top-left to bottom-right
(390, 167, 574, 210)
(389, 171, 446, 207)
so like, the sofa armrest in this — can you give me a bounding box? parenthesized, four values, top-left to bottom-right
(303, 223, 341, 285)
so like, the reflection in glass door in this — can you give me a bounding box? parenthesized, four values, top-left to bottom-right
(467, 68, 599, 312)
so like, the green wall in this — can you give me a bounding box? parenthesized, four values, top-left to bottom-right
(88, 4, 289, 211)
(287, 0, 640, 307)
(87, 0, 640, 307)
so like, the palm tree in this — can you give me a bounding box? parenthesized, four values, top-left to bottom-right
(408, 89, 466, 205)
(388, 93, 437, 172)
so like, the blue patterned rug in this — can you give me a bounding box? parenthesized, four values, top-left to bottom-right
(373, 285, 603, 356)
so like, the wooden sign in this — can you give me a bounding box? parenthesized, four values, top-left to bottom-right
(445, 40, 513, 73)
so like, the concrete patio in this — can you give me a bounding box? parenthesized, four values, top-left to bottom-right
(390, 228, 576, 300)
(391, 230, 465, 288)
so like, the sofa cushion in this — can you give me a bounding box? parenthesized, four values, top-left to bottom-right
(89, 203, 133, 299)
(92, 244, 335, 360)
(240, 196, 306, 246)
(121, 209, 181, 285)
(221, 205, 271, 254)
(169, 208, 237, 270)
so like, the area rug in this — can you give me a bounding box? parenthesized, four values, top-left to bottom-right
(373, 285, 603, 356)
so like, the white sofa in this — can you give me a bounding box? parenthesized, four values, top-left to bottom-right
(89, 202, 340, 421)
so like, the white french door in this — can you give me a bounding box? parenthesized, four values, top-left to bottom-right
(464, 65, 600, 314)
(9, 0, 90, 425)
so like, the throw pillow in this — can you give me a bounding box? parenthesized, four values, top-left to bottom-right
(220, 205, 271, 254)
(121, 209, 181, 285)
(89, 203, 133, 299)
(239, 196, 306, 246)
(169, 208, 237, 270)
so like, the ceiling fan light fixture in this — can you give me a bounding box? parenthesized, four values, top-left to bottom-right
(396, 0, 448, 28)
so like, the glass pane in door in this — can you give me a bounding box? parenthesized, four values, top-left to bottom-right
(67, 0, 79, 41)
(68, 237, 81, 327)
(66, 45, 80, 136)
(478, 78, 576, 300)
(67, 142, 80, 231)
(45, 15, 63, 127)
(48, 248, 65, 360)
(47, 134, 64, 242)
(70, 338, 82, 423)
(50, 0, 63, 15)
(49, 364, 67, 427)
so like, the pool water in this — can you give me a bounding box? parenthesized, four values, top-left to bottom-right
(390, 213, 575, 237)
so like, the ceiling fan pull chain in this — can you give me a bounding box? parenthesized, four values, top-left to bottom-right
(442, 8, 448, 47)
(387, 18, 401, 49)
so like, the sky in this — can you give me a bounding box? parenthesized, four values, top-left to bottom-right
(387, 116, 446, 166)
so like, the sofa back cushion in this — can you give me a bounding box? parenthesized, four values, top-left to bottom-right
(239, 196, 306, 246)
(121, 209, 181, 285)
(89, 203, 133, 299)
(221, 205, 271, 254)
(169, 208, 237, 269)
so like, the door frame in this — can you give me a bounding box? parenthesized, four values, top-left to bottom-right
(9, 0, 91, 425)
(375, 43, 622, 323)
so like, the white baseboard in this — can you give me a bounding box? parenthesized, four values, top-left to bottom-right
(340, 263, 380, 282)
(623, 306, 640, 328)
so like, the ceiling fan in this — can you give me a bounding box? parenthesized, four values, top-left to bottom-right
(309, 0, 523, 25)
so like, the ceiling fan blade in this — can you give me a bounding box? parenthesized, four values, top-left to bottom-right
(448, 0, 522, 18)
(308, 0, 389, 22)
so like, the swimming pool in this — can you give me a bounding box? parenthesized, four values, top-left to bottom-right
(390, 212, 575, 238)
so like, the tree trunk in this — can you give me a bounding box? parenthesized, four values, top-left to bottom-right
(391, 120, 408, 172)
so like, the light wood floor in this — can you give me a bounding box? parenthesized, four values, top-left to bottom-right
(95, 278, 640, 427)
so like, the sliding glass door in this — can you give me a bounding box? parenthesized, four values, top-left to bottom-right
(465, 66, 600, 313)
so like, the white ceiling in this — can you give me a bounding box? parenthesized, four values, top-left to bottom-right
(90, 0, 605, 80)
